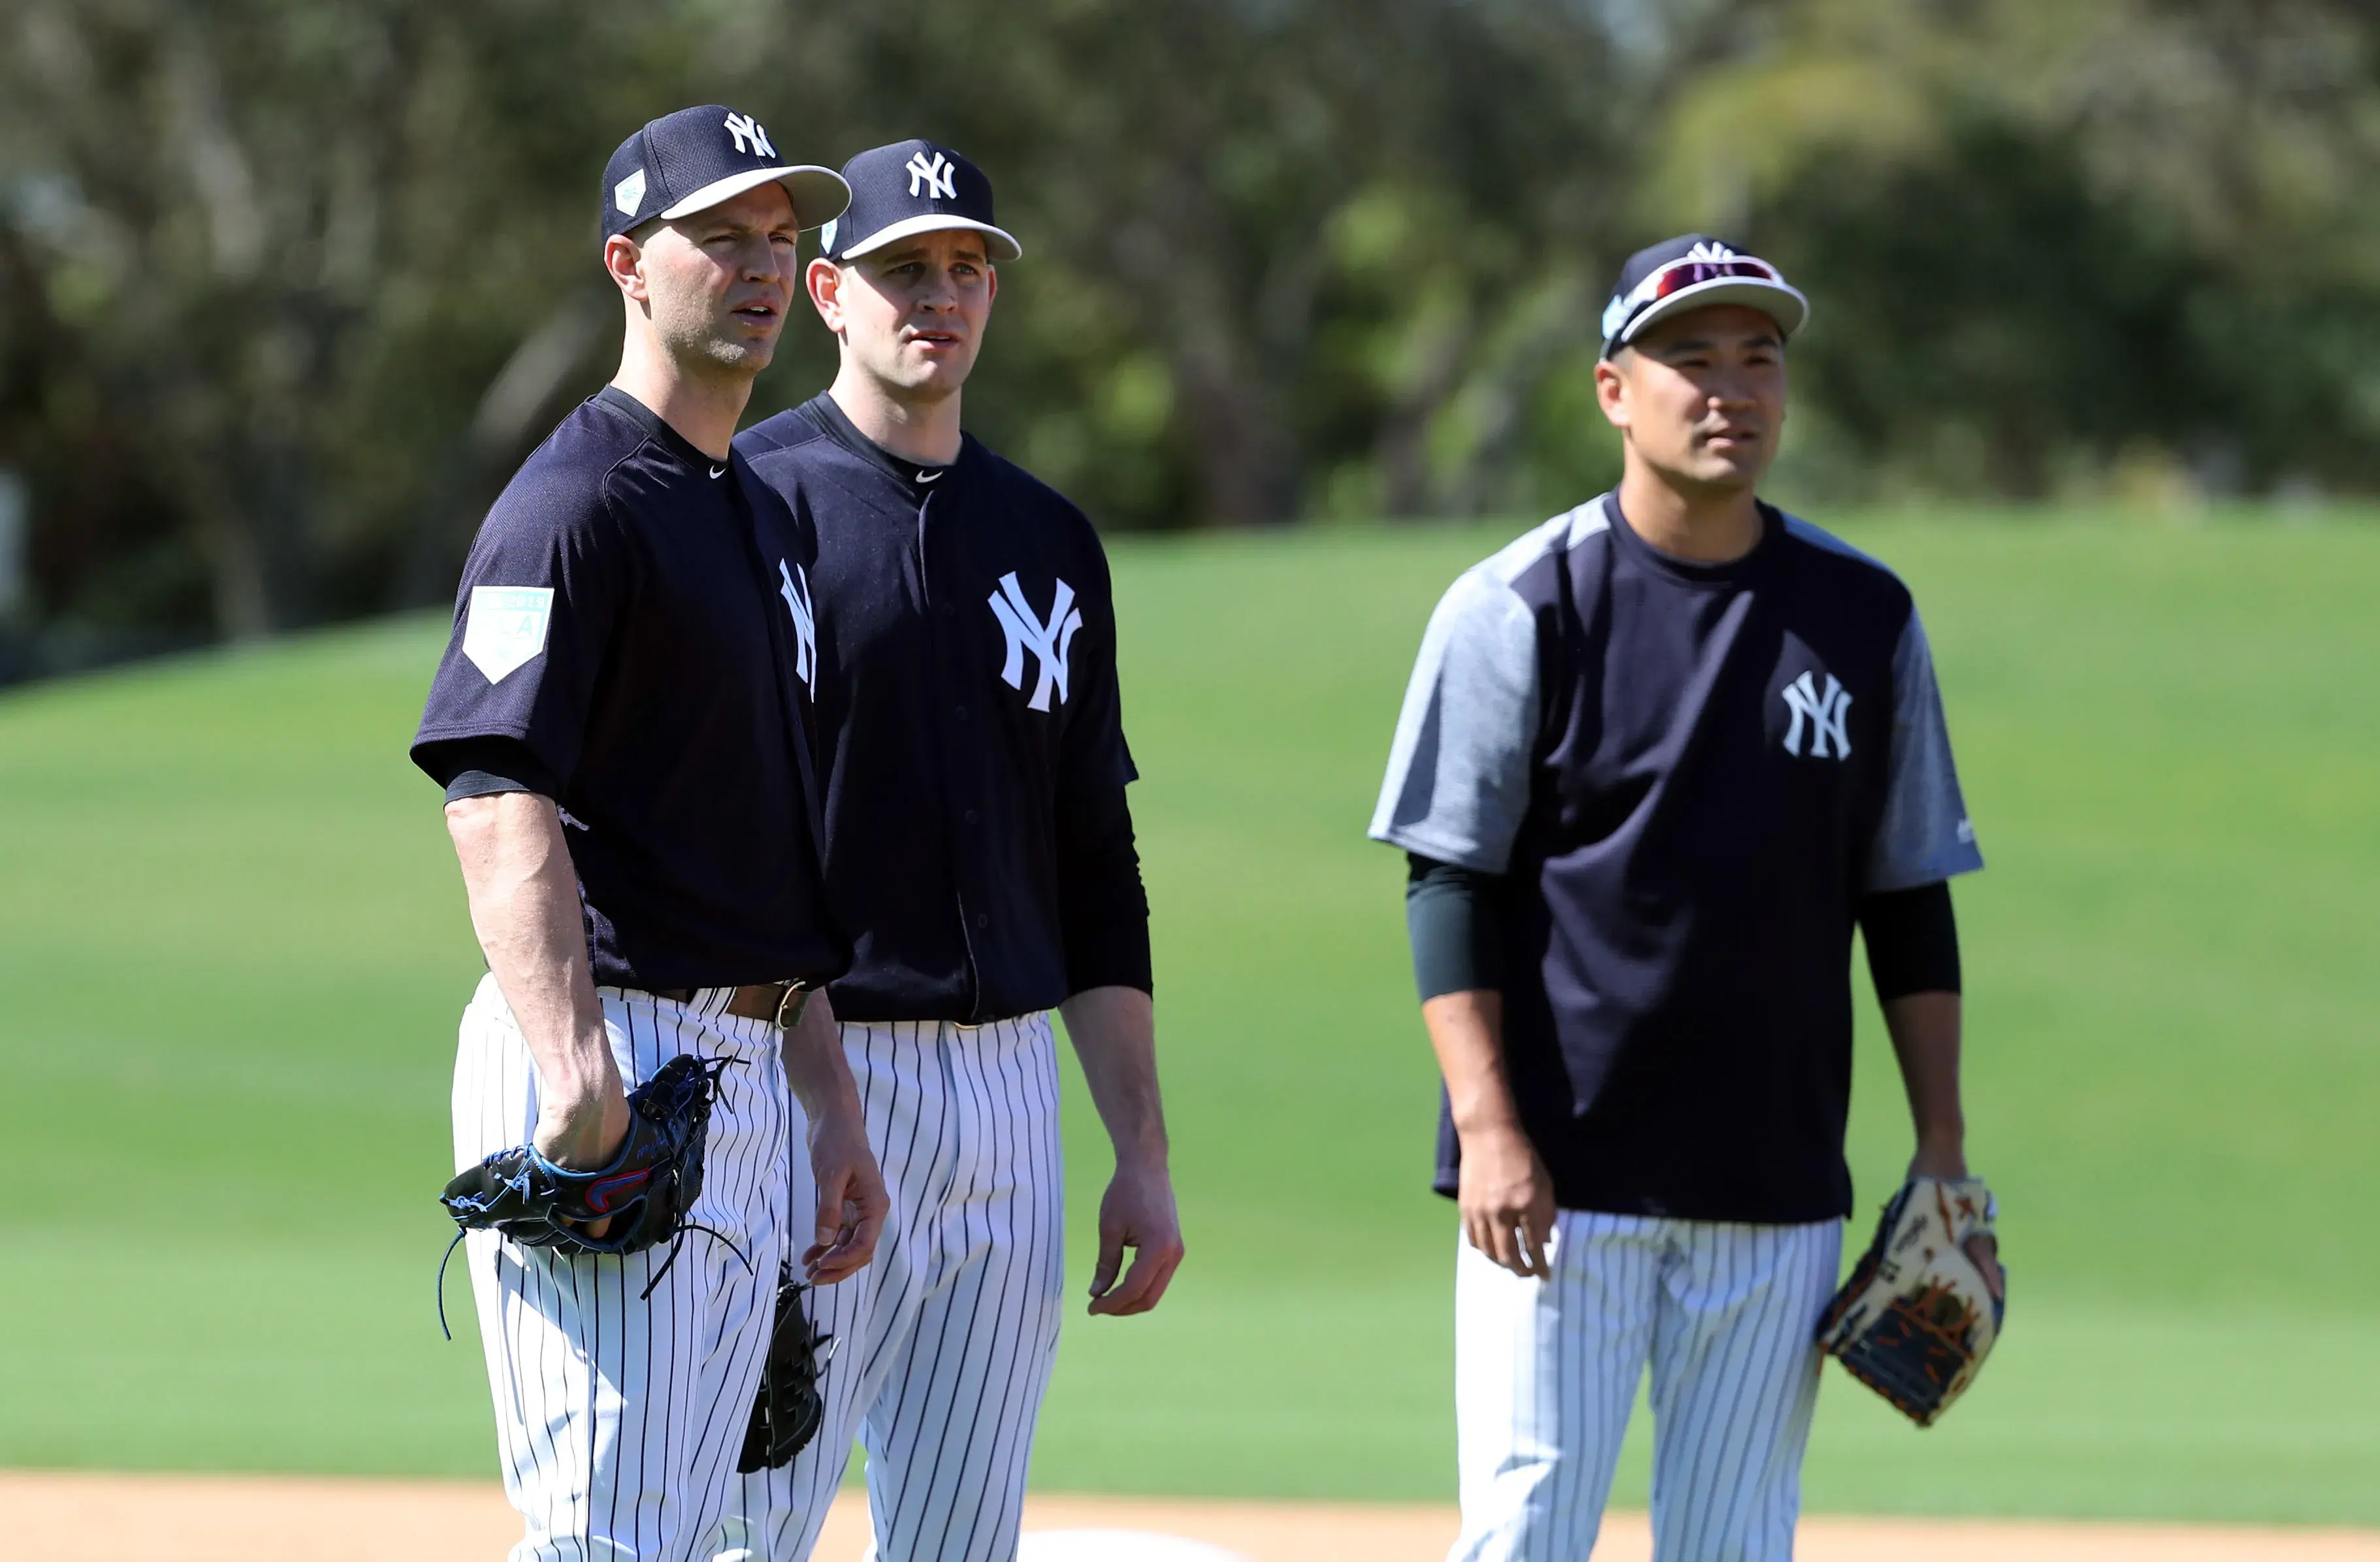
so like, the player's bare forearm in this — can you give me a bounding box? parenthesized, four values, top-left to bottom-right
(1882, 990, 1967, 1177)
(778, 985, 862, 1122)
(1423, 990, 1525, 1139)
(777, 987, 888, 1283)
(1424, 989, 1555, 1277)
(445, 791, 627, 1170)
(1880, 989, 2002, 1290)
(1059, 985, 1168, 1168)
(1058, 985, 1184, 1315)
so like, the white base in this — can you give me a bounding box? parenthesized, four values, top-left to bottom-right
(863, 1533, 1247, 1562)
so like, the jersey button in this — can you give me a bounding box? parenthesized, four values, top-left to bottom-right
(939, 603, 956, 619)
(963, 808, 980, 825)
(974, 912, 989, 931)
(954, 704, 969, 721)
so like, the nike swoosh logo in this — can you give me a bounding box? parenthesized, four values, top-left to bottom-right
(916, 469, 942, 483)
(710, 464, 727, 479)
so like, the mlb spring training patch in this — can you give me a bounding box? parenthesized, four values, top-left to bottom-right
(461, 586, 554, 684)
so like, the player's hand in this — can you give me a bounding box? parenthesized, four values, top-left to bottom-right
(1458, 1123, 1556, 1280)
(803, 1108, 888, 1284)
(1906, 1142, 2004, 1301)
(1087, 1158, 1184, 1317)
(534, 1077, 634, 1239)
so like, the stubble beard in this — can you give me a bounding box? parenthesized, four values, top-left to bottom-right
(655, 290, 774, 379)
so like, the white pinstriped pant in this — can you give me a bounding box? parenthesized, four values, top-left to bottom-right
(716, 1014, 1066, 1562)
(453, 975, 792, 1562)
(1451, 1211, 1842, 1562)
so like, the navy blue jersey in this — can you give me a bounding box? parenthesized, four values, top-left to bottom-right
(1371, 495, 1983, 1223)
(735, 395, 1148, 1024)
(413, 387, 846, 991)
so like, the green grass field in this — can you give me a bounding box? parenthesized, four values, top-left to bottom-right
(1, 513, 2374, 1522)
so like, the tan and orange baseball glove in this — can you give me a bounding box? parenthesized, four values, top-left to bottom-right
(1816, 1175, 2004, 1427)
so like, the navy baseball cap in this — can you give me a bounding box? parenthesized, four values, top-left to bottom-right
(601, 105, 850, 240)
(1599, 235, 1809, 357)
(819, 140, 1021, 263)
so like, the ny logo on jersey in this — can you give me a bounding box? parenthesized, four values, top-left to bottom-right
(988, 572, 1082, 712)
(1780, 671, 1853, 759)
(777, 559, 817, 696)
(906, 149, 957, 200)
(723, 112, 776, 159)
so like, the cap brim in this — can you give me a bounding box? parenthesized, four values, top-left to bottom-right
(658, 166, 854, 231)
(1612, 276, 1809, 352)
(833, 212, 1023, 263)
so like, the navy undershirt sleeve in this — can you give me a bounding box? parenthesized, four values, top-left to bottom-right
(1859, 879, 1961, 999)
(1055, 778, 1154, 996)
(1051, 526, 1150, 998)
(417, 735, 562, 805)
(1406, 852, 1507, 1000)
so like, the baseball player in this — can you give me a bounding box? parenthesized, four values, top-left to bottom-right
(410, 106, 890, 1562)
(1370, 235, 2004, 1561)
(715, 140, 1184, 1562)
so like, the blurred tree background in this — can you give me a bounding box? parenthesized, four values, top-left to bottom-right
(1, 0, 2375, 673)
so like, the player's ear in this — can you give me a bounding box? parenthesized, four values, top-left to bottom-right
(603, 232, 651, 306)
(1594, 353, 1630, 430)
(805, 256, 844, 332)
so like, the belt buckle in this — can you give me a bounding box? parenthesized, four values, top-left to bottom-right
(773, 982, 812, 1030)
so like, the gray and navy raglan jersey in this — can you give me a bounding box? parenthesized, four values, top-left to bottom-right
(1370, 494, 1983, 1222)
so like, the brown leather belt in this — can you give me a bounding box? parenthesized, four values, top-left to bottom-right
(645, 982, 811, 1028)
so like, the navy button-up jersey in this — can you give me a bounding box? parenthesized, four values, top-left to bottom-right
(1371, 495, 1983, 1223)
(736, 395, 1148, 1024)
(412, 387, 846, 991)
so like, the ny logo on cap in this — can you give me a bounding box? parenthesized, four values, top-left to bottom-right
(723, 111, 776, 159)
(905, 150, 957, 200)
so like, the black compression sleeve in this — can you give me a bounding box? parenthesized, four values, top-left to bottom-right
(1860, 880, 1961, 1000)
(1405, 853, 1506, 1000)
(418, 736, 562, 804)
(1056, 780, 1155, 996)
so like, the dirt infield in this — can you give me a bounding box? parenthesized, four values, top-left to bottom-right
(7, 1470, 2379, 1561)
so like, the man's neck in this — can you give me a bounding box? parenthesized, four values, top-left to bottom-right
(1616, 460, 1764, 564)
(610, 334, 750, 462)
(827, 366, 963, 466)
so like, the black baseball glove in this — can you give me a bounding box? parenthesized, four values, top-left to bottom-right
(738, 1264, 836, 1472)
(438, 1054, 734, 1333)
